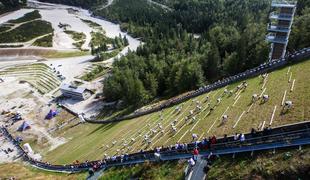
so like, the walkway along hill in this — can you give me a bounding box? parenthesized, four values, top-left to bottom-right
(1, 119, 310, 173)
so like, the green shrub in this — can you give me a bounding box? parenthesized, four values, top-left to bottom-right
(81, 19, 103, 31)
(64, 30, 86, 41)
(81, 65, 108, 81)
(73, 40, 85, 49)
(90, 31, 113, 47)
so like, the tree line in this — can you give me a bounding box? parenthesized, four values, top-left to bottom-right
(0, 0, 26, 14)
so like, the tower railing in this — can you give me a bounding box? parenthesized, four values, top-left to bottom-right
(269, 12, 293, 20)
(267, 24, 290, 32)
(271, 0, 297, 6)
(266, 33, 288, 44)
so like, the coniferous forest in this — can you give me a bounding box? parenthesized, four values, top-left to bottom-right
(38, 0, 310, 107)
(0, 0, 26, 14)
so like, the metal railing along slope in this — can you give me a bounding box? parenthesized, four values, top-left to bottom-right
(1, 120, 309, 173)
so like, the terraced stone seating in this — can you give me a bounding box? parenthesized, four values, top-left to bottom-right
(0, 63, 61, 94)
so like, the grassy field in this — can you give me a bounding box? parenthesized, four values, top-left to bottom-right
(42, 50, 90, 59)
(44, 59, 310, 164)
(0, 163, 87, 180)
(208, 146, 310, 179)
(98, 146, 310, 179)
(100, 160, 186, 180)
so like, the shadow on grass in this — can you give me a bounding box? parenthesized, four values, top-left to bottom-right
(247, 102, 253, 106)
(86, 123, 119, 136)
(97, 106, 136, 121)
(259, 101, 267, 105)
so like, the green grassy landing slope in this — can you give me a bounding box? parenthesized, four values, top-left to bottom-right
(207, 146, 310, 180)
(99, 146, 310, 179)
(0, 163, 86, 180)
(45, 60, 310, 164)
(100, 161, 185, 180)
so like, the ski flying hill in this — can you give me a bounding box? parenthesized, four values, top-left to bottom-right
(42, 50, 310, 164)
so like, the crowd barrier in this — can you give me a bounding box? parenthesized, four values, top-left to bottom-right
(1, 120, 309, 173)
(86, 47, 310, 123)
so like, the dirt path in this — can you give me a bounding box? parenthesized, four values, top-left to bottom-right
(147, 0, 172, 11)
(96, 0, 114, 10)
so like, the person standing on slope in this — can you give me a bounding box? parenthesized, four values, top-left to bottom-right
(193, 148, 199, 161)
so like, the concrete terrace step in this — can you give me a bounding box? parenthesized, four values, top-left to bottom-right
(24, 78, 50, 94)
(0, 70, 61, 84)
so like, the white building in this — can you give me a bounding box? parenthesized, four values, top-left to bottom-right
(60, 84, 90, 100)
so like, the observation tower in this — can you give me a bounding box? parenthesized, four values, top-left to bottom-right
(266, 0, 297, 60)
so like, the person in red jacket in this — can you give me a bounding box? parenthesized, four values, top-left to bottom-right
(211, 135, 217, 145)
(193, 148, 199, 161)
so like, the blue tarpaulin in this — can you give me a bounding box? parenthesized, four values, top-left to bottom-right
(17, 121, 30, 132)
(45, 109, 59, 120)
